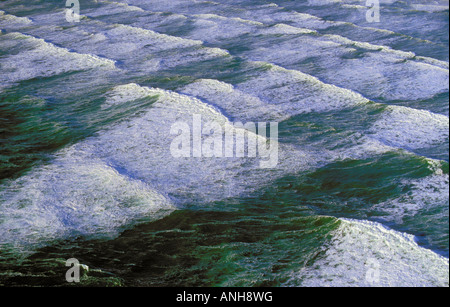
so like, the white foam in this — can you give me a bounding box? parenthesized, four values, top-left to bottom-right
(181, 78, 400, 162)
(103, 82, 158, 108)
(130, 9, 318, 44)
(13, 11, 229, 73)
(107, 24, 202, 51)
(371, 161, 449, 225)
(241, 34, 348, 65)
(333, 0, 449, 12)
(0, 32, 116, 89)
(332, 54, 448, 101)
(257, 24, 316, 35)
(0, 10, 32, 29)
(91, 84, 308, 201)
(99, 23, 231, 67)
(116, 0, 196, 12)
(183, 78, 415, 167)
(235, 65, 369, 114)
(187, 14, 262, 42)
(285, 218, 449, 287)
(308, 0, 396, 6)
(341, 4, 368, 10)
(0, 82, 315, 254)
(416, 56, 449, 70)
(251, 1, 449, 62)
(194, 14, 263, 26)
(248, 9, 332, 30)
(88, 0, 145, 16)
(307, 0, 341, 4)
(370, 105, 449, 150)
(240, 32, 449, 101)
(411, 4, 449, 12)
(323, 33, 416, 57)
(93, 0, 448, 88)
(0, 152, 174, 253)
(180, 79, 287, 122)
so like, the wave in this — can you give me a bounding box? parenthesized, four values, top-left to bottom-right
(180, 72, 448, 159)
(87, 1, 449, 103)
(9, 79, 444, 255)
(370, 105, 449, 150)
(5, 0, 445, 105)
(0, 82, 311, 255)
(370, 162, 449, 252)
(272, 0, 449, 45)
(0, 32, 116, 90)
(180, 68, 368, 122)
(236, 33, 448, 102)
(285, 218, 449, 287)
(108, 0, 448, 54)
(0, 10, 32, 29)
(0, 0, 447, 285)
(411, 3, 450, 13)
(0, 150, 175, 256)
(2, 10, 231, 76)
(313, 0, 449, 13)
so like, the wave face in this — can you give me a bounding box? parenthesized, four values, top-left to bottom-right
(0, 0, 448, 286)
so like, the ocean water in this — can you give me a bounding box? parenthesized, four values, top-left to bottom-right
(0, 0, 448, 287)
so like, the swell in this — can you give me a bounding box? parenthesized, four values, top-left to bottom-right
(90, 1, 449, 106)
(3, 3, 446, 160)
(0, 83, 304, 254)
(0, 0, 448, 276)
(284, 218, 449, 287)
(262, 0, 449, 47)
(81, 1, 449, 159)
(106, 0, 449, 62)
(6, 0, 443, 104)
(0, 81, 446, 257)
(0, 31, 117, 90)
(180, 75, 449, 162)
(0, 10, 231, 78)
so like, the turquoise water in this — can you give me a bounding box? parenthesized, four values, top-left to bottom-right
(0, 0, 448, 286)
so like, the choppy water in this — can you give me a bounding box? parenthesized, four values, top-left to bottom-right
(0, 0, 448, 287)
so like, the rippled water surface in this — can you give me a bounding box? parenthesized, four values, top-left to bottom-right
(0, 0, 448, 286)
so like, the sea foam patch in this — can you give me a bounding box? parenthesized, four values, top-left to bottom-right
(0, 32, 116, 89)
(186, 14, 259, 43)
(370, 159, 449, 229)
(285, 218, 449, 287)
(180, 78, 413, 171)
(180, 79, 287, 122)
(0, 150, 174, 255)
(240, 33, 449, 101)
(0, 10, 32, 30)
(370, 105, 449, 150)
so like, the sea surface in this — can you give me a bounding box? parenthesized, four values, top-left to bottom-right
(0, 0, 448, 287)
